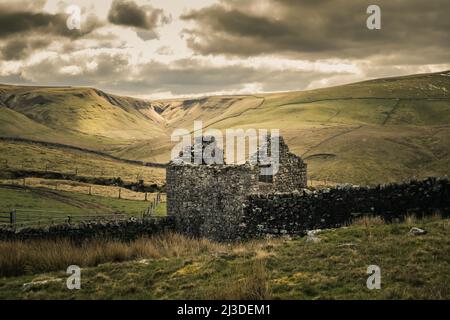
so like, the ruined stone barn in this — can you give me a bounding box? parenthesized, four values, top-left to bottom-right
(166, 135, 307, 241)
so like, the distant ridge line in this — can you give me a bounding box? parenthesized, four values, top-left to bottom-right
(277, 96, 450, 108)
(0, 136, 168, 169)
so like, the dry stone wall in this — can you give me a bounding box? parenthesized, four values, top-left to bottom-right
(242, 177, 450, 239)
(166, 135, 308, 241)
(0, 217, 174, 242)
(250, 136, 307, 192)
(167, 163, 260, 241)
(2, 178, 449, 243)
(269, 150, 307, 193)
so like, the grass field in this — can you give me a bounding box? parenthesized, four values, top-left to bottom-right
(0, 178, 167, 201)
(0, 185, 166, 225)
(0, 140, 165, 185)
(0, 216, 447, 299)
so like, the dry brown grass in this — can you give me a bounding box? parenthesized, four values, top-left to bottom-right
(350, 215, 386, 239)
(0, 233, 226, 277)
(405, 211, 443, 225)
(351, 215, 385, 227)
(351, 212, 444, 228)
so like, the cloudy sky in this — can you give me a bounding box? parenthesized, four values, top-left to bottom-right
(0, 0, 449, 99)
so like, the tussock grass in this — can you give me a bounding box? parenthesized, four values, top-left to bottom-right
(204, 259, 272, 300)
(351, 212, 443, 228)
(351, 215, 386, 227)
(0, 233, 226, 277)
(0, 217, 448, 300)
(404, 211, 443, 226)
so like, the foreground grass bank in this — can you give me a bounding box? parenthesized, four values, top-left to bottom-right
(0, 216, 448, 299)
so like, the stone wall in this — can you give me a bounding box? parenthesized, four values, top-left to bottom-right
(0, 217, 174, 242)
(268, 137, 307, 192)
(167, 163, 260, 241)
(166, 135, 308, 241)
(250, 136, 307, 193)
(2, 178, 449, 243)
(242, 177, 450, 239)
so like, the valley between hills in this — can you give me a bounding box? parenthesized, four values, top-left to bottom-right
(1, 70, 450, 186)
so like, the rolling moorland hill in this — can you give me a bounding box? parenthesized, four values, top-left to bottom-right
(0, 85, 168, 150)
(1, 70, 450, 185)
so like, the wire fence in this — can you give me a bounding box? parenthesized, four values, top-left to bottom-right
(0, 209, 126, 228)
(141, 192, 166, 218)
(0, 178, 167, 202)
(0, 192, 166, 229)
(0, 212, 12, 225)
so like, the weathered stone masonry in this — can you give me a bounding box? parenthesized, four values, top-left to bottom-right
(167, 136, 308, 241)
(167, 163, 260, 241)
(167, 135, 450, 242)
(0, 218, 175, 242)
(242, 177, 450, 239)
(2, 178, 448, 242)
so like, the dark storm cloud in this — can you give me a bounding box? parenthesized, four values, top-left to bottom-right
(108, 0, 171, 30)
(0, 4, 101, 39)
(0, 9, 66, 38)
(1, 38, 51, 61)
(0, 1, 104, 61)
(181, 0, 450, 63)
(2, 0, 447, 97)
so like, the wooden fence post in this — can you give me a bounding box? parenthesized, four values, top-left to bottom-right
(88, 186, 92, 195)
(118, 188, 121, 199)
(145, 192, 148, 201)
(10, 209, 16, 226)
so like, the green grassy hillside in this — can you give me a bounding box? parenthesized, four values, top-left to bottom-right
(0, 85, 169, 154)
(146, 71, 450, 184)
(1, 70, 450, 184)
(0, 140, 165, 185)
